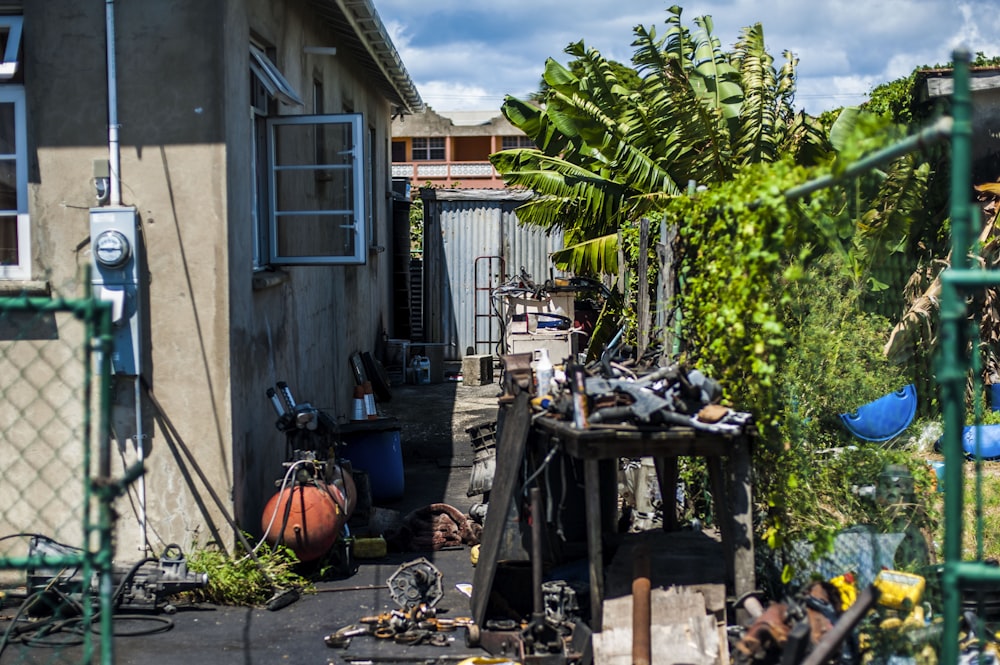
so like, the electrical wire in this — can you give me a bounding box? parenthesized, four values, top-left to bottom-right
(0, 535, 178, 659)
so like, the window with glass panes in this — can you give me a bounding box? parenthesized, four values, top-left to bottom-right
(411, 137, 445, 161)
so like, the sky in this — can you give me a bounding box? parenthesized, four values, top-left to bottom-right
(375, 0, 1000, 117)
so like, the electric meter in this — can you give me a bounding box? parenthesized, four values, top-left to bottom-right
(93, 229, 131, 268)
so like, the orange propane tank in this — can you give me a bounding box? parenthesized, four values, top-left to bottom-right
(260, 482, 346, 563)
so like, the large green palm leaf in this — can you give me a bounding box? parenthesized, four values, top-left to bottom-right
(492, 5, 831, 277)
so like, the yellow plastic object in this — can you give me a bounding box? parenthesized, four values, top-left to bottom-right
(353, 536, 387, 559)
(829, 572, 858, 609)
(874, 569, 925, 610)
(457, 658, 521, 665)
(470, 543, 480, 566)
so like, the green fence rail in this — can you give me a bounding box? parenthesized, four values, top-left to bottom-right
(0, 284, 117, 665)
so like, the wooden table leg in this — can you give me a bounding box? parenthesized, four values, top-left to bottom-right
(584, 457, 604, 631)
(708, 457, 734, 588)
(654, 456, 679, 531)
(728, 436, 755, 625)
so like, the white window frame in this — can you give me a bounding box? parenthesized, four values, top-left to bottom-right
(250, 44, 303, 107)
(0, 86, 28, 280)
(411, 136, 445, 161)
(266, 113, 367, 265)
(0, 16, 22, 81)
(502, 135, 534, 150)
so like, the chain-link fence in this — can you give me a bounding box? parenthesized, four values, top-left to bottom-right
(0, 287, 116, 665)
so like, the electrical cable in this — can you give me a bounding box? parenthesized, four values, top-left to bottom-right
(0, 539, 179, 658)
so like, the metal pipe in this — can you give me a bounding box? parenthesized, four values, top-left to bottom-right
(942, 48, 973, 665)
(632, 542, 651, 665)
(105, 0, 122, 206)
(105, 0, 146, 552)
(783, 115, 953, 203)
(530, 486, 544, 621)
(941, 269, 1000, 288)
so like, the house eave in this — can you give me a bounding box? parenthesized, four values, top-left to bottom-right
(306, 0, 424, 114)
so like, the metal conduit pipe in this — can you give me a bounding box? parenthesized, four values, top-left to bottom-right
(105, 0, 147, 553)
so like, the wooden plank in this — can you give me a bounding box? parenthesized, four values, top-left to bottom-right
(594, 587, 722, 665)
(470, 389, 532, 626)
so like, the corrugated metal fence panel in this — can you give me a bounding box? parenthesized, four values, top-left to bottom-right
(503, 213, 565, 287)
(422, 189, 563, 360)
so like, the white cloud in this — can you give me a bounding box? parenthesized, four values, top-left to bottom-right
(415, 81, 508, 112)
(375, 0, 1000, 115)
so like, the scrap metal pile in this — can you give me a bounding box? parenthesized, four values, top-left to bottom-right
(517, 348, 753, 435)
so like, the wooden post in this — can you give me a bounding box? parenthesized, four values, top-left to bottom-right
(655, 218, 678, 362)
(637, 217, 650, 360)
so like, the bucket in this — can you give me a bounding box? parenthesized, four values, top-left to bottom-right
(340, 425, 404, 500)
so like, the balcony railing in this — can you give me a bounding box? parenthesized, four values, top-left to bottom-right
(392, 161, 499, 180)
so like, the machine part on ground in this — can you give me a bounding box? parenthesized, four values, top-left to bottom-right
(324, 623, 372, 648)
(26, 538, 207, 614)
(735, 581, 873, 665)
(466, 421, 498, 497)
(261, 481, 347, 563)
(261, 384, 357, 564)
(541, 581, 581, 625)
(387, 557, 444, 610)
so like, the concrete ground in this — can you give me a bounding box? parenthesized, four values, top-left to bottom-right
(3, 364, 507, 665)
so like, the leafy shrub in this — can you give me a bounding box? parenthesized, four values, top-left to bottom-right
(758, 256, 939, 586)
(185, 538, 313, 606)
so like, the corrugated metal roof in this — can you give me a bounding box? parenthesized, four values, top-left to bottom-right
(305, 0, 423, 113)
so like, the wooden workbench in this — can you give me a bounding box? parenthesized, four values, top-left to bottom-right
(532, 416, 755, 630)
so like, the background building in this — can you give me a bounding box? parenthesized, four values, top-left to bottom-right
(391, 108, 532, 192)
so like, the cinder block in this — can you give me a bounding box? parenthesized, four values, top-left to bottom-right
(462, 354, 493, 386)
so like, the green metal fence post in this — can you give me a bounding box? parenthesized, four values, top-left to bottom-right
(940, 47, 972, 665)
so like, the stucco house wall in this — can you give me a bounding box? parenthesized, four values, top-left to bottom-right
(8, 0, 419, 558)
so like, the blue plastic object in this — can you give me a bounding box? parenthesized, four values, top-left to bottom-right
(341, 425, 404, 500)
(839, 384, 917, 442)
(959, 425, 1000, 460)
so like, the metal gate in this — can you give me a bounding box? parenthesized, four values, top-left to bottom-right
(473, 255, 504, 357)
(0, 284, 119, 665)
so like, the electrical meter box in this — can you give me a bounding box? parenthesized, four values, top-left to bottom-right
(89, 206, 141, 375)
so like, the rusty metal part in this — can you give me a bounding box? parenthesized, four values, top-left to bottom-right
(500, 353, 534, 402)
(393, 629, 429, 645)
(736, 602, 790, 656)
(632, 542, 651, 665)
(323, 624, 371, 649)
(387, 557, 444, 610)
(799, 585, 879, 665)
